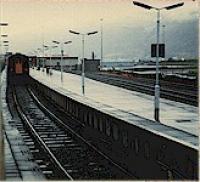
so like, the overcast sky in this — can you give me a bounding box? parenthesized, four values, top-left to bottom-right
(0, 0, 198, 60)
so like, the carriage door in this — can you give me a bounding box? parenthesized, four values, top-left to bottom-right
(15, 59, 23, 74)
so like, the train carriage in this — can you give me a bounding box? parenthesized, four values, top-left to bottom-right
(7, 53, 30, 86)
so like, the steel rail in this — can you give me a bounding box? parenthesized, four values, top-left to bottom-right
(28, 88, 135, 178)
(84, 73, 197, 106)
(13, 90, 74, 180)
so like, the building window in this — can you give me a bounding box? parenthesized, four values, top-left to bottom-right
(106, 120, 111, 136)
(92, 114, 95, 127)
(144, 142, 150, 159)
(84, 111, 87, 123)
(99, 118, 104, 132)
(76, 106, 79, 118)
(89, 113, 92, 126)
(87, 112, 90, 125)
(113, 124, 119, 141)
(67, 100, 70, 111)
(99, 119, 103, 132)
(94, 114, 98, 129)
(135, 138, 139, 154)
(122, 131, 128, 147)
(78, 107, 81, 119)
(69, 101, 72, 113)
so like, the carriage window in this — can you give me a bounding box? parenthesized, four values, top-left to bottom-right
(106, 120, 111, 136)
(122, 131, 128, 147)
(144, 142, 150, 159)
(113, 124, 119, 141)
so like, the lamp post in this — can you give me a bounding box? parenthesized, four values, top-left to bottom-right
(33, 50, 39, 68)
(69, 29, 98, 95)
(43, 45, 58, 74)
(42, 40, 45, 71)
(100, 18, 103, 70)
(162, 24, 166, 44)
(37, 48, 42, 68)
(133, 1, 184, 121)
(52, 40, 72, 82)
(0, 22, 8, 180)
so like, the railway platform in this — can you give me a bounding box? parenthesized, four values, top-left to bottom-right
(30, 68, 198, 137)
(1, 69, 45, 180)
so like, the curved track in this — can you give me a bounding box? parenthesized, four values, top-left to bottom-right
(11, 86, 134, 180)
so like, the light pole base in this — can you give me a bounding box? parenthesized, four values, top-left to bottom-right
(82, 85, 85, 95)
(154, 108, 160, 122)
(82, 72, 85, 95)
(61, 76, 63, 83)
(154, 84, 160, 122)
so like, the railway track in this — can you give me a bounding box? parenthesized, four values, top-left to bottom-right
(83, 72, 198, 106)
(7, 88, 65, 180)
(9, 86, 134, 180)
(4, 132, 22, 180)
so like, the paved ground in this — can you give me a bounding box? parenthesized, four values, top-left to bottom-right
(30, 68, 198, 136)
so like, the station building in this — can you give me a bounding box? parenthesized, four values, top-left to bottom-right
(29, 55, 100, 72)
(30, 56, 79, 71)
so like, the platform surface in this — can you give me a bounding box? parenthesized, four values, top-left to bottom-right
(30, 69, 198, 137)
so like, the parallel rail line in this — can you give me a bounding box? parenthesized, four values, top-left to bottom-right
(12, 86, 134, 180)
(83, 72, 197, 106)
